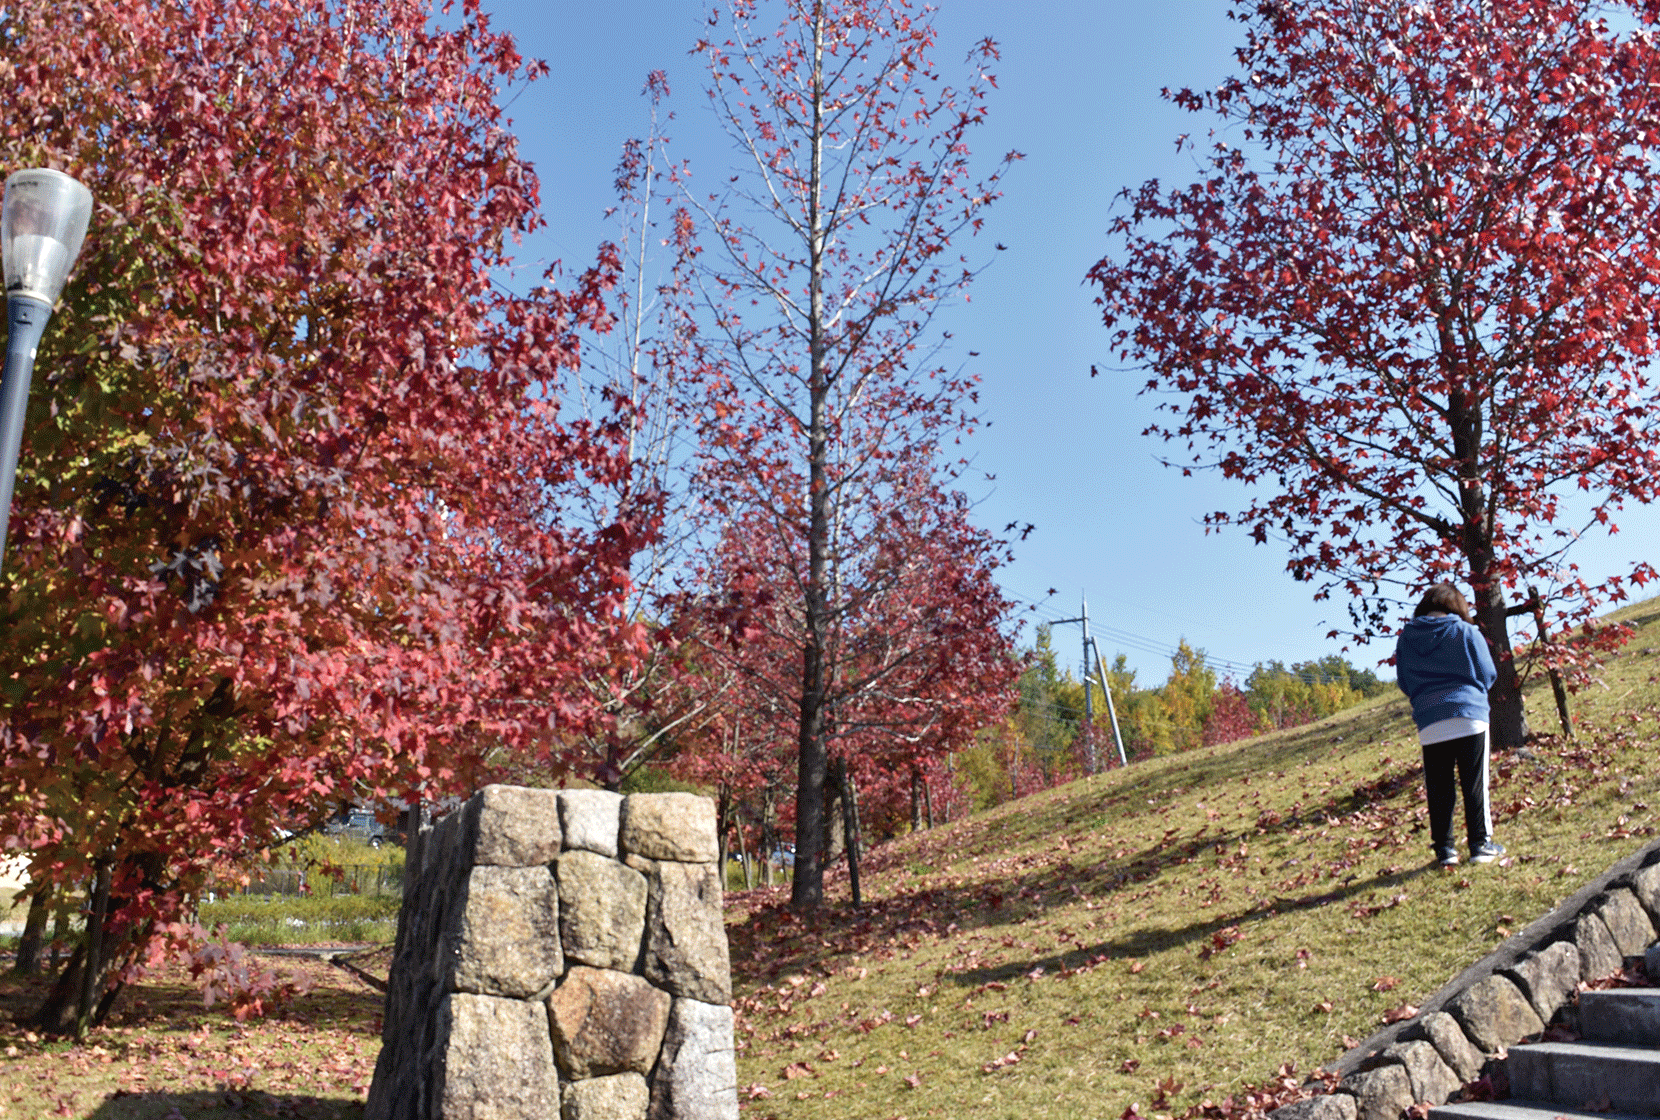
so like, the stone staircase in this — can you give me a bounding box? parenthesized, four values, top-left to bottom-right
(1431, 988, 1660, 1120)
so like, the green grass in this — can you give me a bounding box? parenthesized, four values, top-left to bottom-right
(198, 894, 400, 945)
(727, 596, 1660, 1120)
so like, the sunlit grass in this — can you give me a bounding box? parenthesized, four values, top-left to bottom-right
(727, 596, 1660, 1120)
(198, 894, 401, 946)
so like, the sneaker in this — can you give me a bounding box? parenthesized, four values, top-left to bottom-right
(1470, 841, 1506, 864)
(1433, 844, 1459, 867)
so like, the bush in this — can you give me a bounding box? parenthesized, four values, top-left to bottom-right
(278, 832, 405, 871)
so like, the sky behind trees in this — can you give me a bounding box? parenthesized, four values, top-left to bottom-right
(485, 0, 1660, 681)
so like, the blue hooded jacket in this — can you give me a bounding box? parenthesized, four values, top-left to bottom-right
(1395, 614, 1497, 729)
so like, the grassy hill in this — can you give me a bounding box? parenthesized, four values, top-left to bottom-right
(727, 596, 1660, 1120)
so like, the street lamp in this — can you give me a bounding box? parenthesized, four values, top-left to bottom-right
(0, 168, 93, 573)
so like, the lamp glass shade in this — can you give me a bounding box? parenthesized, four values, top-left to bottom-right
(3, 169, 93, 307)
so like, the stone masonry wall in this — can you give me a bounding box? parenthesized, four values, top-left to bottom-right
(365, 786, 739, 1120)
(1270, 839, 1660, 1120)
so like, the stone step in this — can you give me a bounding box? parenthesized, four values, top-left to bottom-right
(1431, 1099, 1657, 1120)
(1507, 1041, 1660, 1116)
(1580, 989, 1660, 1046)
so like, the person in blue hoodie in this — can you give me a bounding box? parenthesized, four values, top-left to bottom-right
(1395, 582, 1503, 867)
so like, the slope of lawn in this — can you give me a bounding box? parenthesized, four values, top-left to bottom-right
(727, 596, 1660, 1120)
(0, 600, 1654, 1120)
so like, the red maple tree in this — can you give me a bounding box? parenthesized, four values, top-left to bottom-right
(0, 0, 651, 1031)
(671, 0, 1022, 909)
(1089, 0, 1660, 749)
(669, 487, 1018, 902)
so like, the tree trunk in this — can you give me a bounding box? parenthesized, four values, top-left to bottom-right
(32, 927, 122, 1036)
(760, 808, 775, 887)
(715, 783, 732, 876)
(791, 0, 832, 913)
(1528, 589, 1574, 739)
(1449, 380, 1527, 753)
(34, 943, 89, 1033)
(1473, 587, 1528, 752)
(48, 908, 65, 972)
(910, 770, 922, 833)
(823, 761, 846, 867)
(837, 757, 862, 908)
(924, 779, 934, 829)
(735, 810, 753, 890)
(12, 886, 49, 975)
(76, 861, 112, 1038)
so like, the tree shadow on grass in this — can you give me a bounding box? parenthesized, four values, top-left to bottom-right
(728, 752, 1436, 985)
(937, 861, 1443, 989)
(86, 1090, 363, 1118)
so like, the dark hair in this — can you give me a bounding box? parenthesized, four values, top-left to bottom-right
(1413, 582, 1473, 623)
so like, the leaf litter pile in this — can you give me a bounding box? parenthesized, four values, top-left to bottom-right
(2, 600, 1658, 1120)
(0, 952, 384, 1118)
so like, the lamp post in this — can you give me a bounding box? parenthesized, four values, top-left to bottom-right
(0, 168, 93, 574)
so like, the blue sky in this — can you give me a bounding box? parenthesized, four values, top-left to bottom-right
(479, 0, 1660, 685)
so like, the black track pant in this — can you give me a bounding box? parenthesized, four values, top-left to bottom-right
(1421, 731, 1492, 850)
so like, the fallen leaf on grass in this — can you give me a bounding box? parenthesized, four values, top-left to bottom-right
(1198, 926, 1243, 960)
(782, 1061, 815, 1080)
(1372, 976, 1398, 992)
(1381, 1003, 1419, 1025)
(981, 1049, 1024, 1073)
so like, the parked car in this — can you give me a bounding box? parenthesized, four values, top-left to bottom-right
(325, 807, 393, 848)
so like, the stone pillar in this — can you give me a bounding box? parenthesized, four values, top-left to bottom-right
(366, 786, 737, 1120)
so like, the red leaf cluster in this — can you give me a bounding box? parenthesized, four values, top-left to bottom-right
(1089, 0, 1660, 747)
(0, 0, 653, 1018)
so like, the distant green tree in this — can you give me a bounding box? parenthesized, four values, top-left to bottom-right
(1245, 656, 1378, 731)
(958, 626, 1083, 808)
(1019, 627, 1082, 771)
(1101, 653, 1168, 758)
(1159, 640, 1216, 754)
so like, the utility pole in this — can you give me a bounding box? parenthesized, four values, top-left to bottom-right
(1091, 637, 1129, 767)
(1051, 593, 1099, 774)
